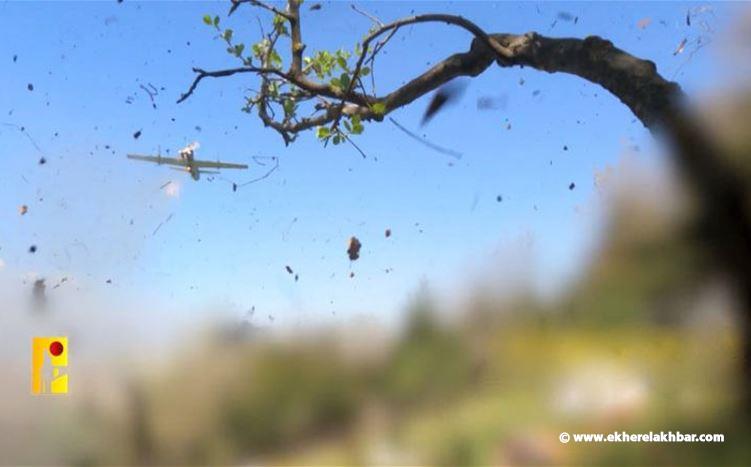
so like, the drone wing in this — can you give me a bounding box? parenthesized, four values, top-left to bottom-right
(192, 159, 248, 170)
(127, 154, 186, 166)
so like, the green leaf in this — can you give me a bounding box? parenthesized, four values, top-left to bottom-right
(360, 67, 371, 77)
(270, 49, 283, 67)
(371, 102, 386, 115)
(316, 126, 331, 139)
(333, 134, 341, 145)
(214, 16, 220, 27)
(234, 43, 245, 57)
(339, 73, 350, 89)
(337, 56, 347, 70)
(203, 14, 212, 25)
(351, 115, 363, 134)
(283, 99, 295, 117)
(223, 28, 233, 42)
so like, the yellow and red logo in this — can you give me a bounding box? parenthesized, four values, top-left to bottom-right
(31, 337, 68, 395)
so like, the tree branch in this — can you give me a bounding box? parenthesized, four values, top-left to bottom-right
(229, 0, 292, 19)
(177, 66, 283, 104)
(287, 0, 304, 74)
(330, 13, 514, 132)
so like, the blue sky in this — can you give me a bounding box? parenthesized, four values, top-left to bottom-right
(0, 1, 740, 333)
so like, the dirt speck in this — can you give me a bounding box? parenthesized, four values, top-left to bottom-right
(347, 236, 361, 261)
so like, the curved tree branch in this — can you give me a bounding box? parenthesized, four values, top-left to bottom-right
(181, 1, 751, 412)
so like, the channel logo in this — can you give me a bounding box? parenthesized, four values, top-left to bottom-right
(31, 337, 68, 395)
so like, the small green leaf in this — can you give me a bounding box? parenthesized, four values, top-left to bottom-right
(333, 134, 341, 145)
(360, 67, 370, 77)
(214, 15, 220, 27)
(339, 73, 350, 89)
(316, 126, 331, 139)
(283, 99, 295, 117)
(371, 102, 386, 115)
(223, 29, 233, 42)
(270, 49, 283, 67)
(203, 14, 213, 25)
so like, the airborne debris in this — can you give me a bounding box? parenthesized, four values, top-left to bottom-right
(385, 228, 391, 238)
(673, 38, 688, 56)
(636, 17, 652, 30)
(496, 195, 503, 202)
(32, 279, 47, 309)
(133, 129, 142, 139)
(556, 11, 574, 22)
(347, 236, 361, 261)
(27, 83, 34, 91)
(152, 213, 174, 236)
(139, 83, 159, 109)
(477, 95, 507, 110)
(309, 3, 321, 10)
(563, 145, 569, 151)
(389, 118, 463, 159)
(18, 204, 28, 215)
(13, 54, 18, 63)
(285, 265, 293, 274)
(569, 182, 576, 191)
(29, 245, 37, 253)
(349, 272, 355, 278)
(421, 81, 466, 126)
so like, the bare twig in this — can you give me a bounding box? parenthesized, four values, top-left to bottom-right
(229, 0, 292, 19)
(343, 133, 368, 159)
(152, 213, 174, 236)
(1, 122, 45, 155)
(237, 156, 280, 187)
(177, 66, 282, 103)
(351, 3, 384, 26)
